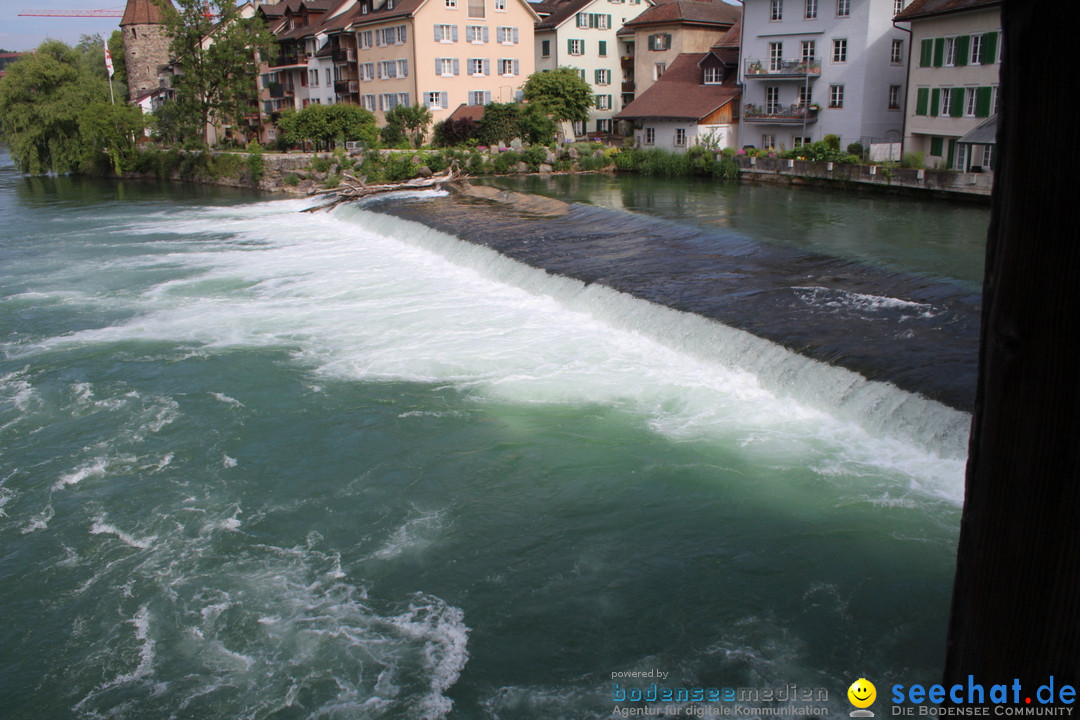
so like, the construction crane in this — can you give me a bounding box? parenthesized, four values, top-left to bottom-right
(18, 8, 125, 17)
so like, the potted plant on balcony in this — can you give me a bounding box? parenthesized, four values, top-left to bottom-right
(748, 61, 763, 75)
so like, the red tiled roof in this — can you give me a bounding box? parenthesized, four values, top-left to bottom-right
(615, 52, 738, 120)
(121, 0, 170, 26)
(447, 104, 486, 123)
(894, 0, 999, 21)
(535, 0, 597, 30)
(622, 0, 739, 29)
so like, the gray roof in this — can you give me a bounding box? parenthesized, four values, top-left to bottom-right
(957, 114, 997, 145)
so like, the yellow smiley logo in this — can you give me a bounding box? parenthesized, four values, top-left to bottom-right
(848, 678, 877, 709)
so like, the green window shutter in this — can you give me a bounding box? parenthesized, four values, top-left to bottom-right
(599, 40, 607, 56)
(976, 86, 992, 117)
(955, 35, 969, 66)
(930, 88, 940, 116)
(930, 136, 943, 157)
(950, 87, 964, 117)
(916, 87, 929, 115)
(594, 69, 602, 83)
(947, 138, 956, 168)
(933, 37, 945, 67)
(606, 14, 612, 27)
(920, 38, 933, 67)
(568, 38, 574, 53)
(983, 31, 998, 64)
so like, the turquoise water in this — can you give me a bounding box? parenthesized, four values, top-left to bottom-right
(1, 159, 983, 719)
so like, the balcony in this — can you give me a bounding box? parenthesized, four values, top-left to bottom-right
(332, 48, 356, 64)
(621, 79, 635, 93)
(268, 53, 307, 69)
(268, 82, 293, 98)
(743, 103, 820, 124)
(744, 57, 821, 79)
(621, 55, 634, 70)
(334, 79, 359, 94)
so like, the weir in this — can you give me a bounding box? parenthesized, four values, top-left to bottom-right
(337, 199, 974, 463)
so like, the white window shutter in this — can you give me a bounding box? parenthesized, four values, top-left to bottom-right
(484, 59, 490, 75)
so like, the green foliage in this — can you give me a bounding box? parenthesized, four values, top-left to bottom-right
(779, 140, 860, 164)
(383, 152, 417, 182)
(155, 0, 275, 146)
(381, 104, 433, 149)
(432, 117, 478, 147)
(477, 103, 520, 146)
(208, 152, 245, 179)
(326, 103, 378, 147)
(78, 101, 146, 174)
(0, 40, 112, 174)
(246, 140, 264, 182)
(466, 152, 487, 174)
(900, 151, 925, 169)
(518, 103, 557, 145)
(523, 145, 549, 169)
(612, 147, 738, 179)
(311, 157, 332, 172)
(823, 134, 841, 150)
(490, 149, 521, 174)
(279, 104, 376, 151)
(522, 67, 593, 123)
(283, 173, 300, 186)
(846, 142, 864, 159)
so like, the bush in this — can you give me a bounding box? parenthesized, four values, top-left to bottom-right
(384, 152, 418, 182)
(846, 142, 864, 159)
(283, 173, 300, 186)
(523, 145, 549, 169)
(432, 117, 479, 147)
(823, 134, 841, 150)
(900, 151, 925, 169)
(246, 140, 264, 182)
(310, 156, 332, 173)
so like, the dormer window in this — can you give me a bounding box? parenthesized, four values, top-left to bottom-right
(704, 66, 722, 84)
(387, 0, 395, 8)
(362, 2, 370, 13)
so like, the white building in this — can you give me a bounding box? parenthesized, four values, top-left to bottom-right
(738, 0, 911, 152)
(532, 0, 652, 135)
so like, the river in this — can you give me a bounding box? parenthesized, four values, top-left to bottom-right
(0, 157, 988, 719)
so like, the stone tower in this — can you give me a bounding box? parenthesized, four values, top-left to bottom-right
(120, 0, 172, 97)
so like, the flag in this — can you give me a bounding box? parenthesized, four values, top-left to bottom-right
(104, 39, 114, 79)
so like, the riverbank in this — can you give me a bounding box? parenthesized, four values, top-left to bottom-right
(118, 146, 993, 200)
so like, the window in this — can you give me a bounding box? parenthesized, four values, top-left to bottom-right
(889, 84, 901, 109)
(361, 63, 375, 80)
(359, 30, 373, 49)
(793, 135, 811, 147)
(310, 69, 319, 86)
(802, 40, 816, 64)
(437, 57, 458, 76)
(704, 66, 722, 84)
(940, 87, 952, 116)
(648, 34, 670, 51)
(832, 38, 847, 63)
(578, 12, 589, 27)
(596, 118, 611, 133)
(568, 39, 584, 55)
(653, 62, 666, 80)
(945, 36, 956, 66)
(500, 59, 519, 76)
(426, 91, 447, 109)
(765, 86, 780, 114)
(894, 0, 903, 13)
(769, 42, 783, 72)
(399, 59, 409, 77)
(829, 83, 844, 108)
(326, 68, 332, 84)
(468, 0, 485, 18)
(761, 134, 775, 149)
(930, 136, 943, 156)
(577, 12, 612, 29)
(675, 128, 686, 146)
(891, 39, 903, 64)
(541, 40, 550, 56)
(380, 93, 399, 111)
(970, 33, 984, 65)
(805, 0, 817, 19)
(362, 94, 376, 110)
(965, 87, 978, 116)
(466, 25, 488, 43)
(771, 0, 783, 21)
(468, 58, 489, 76)
(469, 90, 492, 105)
(495, 0, 506, 9)
(595, 94, 612, 110)
(644, 127, 655, 145)
(596, 68, 612, 85)
(981, 145, 992, 168)
(446, 0, 456, 7)
(435, 24, 457, 43)
(798, 85, 812, 106)
(599, 40, 607, 56)
(497, 27, 518, 44)
(398, 92, 410, 106)
(836, 0, 849, 16)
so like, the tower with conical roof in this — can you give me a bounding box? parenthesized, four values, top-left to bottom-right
(120, 0, 172, 98)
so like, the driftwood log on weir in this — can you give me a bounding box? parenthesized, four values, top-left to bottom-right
(301, 163, 466, 212)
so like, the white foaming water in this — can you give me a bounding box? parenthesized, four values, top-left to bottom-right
(11, 197, 967, 505)
(90, 517, 158, 549)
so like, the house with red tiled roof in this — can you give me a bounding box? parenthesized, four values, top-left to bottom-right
(894, 0, 1000, 170)
(615, 21, 740, 150)
(619, 0, 740, 104)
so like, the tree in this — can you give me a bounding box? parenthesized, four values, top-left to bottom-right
(278, 104, 377, 151)
(477, 102, 520, 145)
(521, 67, 593, 124)
(78, 102, 146, 174)
(0, 40, 110, 174)
(154, 0, 275, 146)
(380, 104, 433, 148)
(325, 103, 378, 147)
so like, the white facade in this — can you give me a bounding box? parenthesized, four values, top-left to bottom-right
(633, 120, 735, 151)
(738, 0, 909, 151)
(535, 0, 651, 134)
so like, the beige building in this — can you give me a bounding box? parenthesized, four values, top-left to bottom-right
(261, 0, 538, 135)
(895, 0, 1000, 170)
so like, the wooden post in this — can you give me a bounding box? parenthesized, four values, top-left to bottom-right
(944, 0, 1080, 693)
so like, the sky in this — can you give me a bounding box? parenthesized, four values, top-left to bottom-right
(1, 2, 129, 52)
